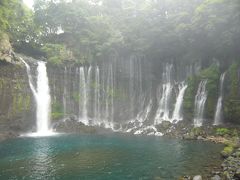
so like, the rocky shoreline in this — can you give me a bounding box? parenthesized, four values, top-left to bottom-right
(180, 147, 240, 180)
(174, 124, 240, 180)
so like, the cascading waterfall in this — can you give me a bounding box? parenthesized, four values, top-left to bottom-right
(77, 65, 115, 127)
(94, 67, 100, 124)
(110, 64, 114, 126)
(43, 58, 207, 135)
(20, 54, 225, 137)
(105, 67, 109, 125)
(103, 64, 114, 128)
(79, 67, 88, 124)
(63, 67, 67, 118)
(155, 64, 173, 124)
(22, 59, 53, 136)
(194, 80, 208, 127)
(137, 99, 153, 123)
(21, 59, 37, 98)
(36, 62, 51, 134)
(129, 59, 135, 118)
(171, 82, 188, 122)
(87, 66, 92, 121)
(213, 72, 226, 125)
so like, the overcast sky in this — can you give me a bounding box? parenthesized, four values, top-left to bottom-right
(23, 0, 34, 9)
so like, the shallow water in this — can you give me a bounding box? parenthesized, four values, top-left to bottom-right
(0, 134, 223, 179)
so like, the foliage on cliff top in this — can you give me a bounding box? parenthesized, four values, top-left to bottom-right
(31, 0, 240, 64)
(0, 1, 38, 43)
(0, 0, 239, 64)
(41, 43, 74, 65)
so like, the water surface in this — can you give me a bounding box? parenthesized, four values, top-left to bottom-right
(0, 134, 223, 179)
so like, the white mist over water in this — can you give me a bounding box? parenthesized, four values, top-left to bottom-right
(194, 80, 208, 127)
(22, 59, 53, 136)
(214, 72, 226, 125)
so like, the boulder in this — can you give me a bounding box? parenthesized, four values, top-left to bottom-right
(193, 175, 202, 180)
(233, 168, 240, 179)
(211, 175, 221, 180)
(197, 136, 205, 140)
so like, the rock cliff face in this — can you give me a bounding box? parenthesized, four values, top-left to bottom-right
(0, 34, 37, 138)
(0, 46, 240, 137)
(0, 63, 34, 135)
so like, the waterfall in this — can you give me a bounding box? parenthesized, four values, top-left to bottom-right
(129, 59, 135, 118)
(104, 64, 114, 128)
(79, 67, 88, 124)
(194, 80, 208, 127)
(105, 67, 109, 124)
(94, 66, 100, 124)
(22, 59, 53, 136)
(87, 66, 92, 120)
(110, 64, 114, 125)
(171, 82, 188, 122)
(213, 72, 226, 125)
(63, 67, 67, 118)
(21, 59, 37, 97)
(155, 64, 173, 124)
(137, 99, 152, 123)
(36, 62, 51, 134)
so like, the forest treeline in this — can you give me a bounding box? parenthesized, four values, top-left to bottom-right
(0, 0, 239, 65)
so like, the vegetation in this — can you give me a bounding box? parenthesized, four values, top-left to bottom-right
(200, 64, 220, 118)
(221, 146, 234, 157)
(41, 43, 70, 65)
(51, 101, 64, 120)
(1, 0, 239, 64)
(216, 128, 230, 136)
(183, 64, 220, 119)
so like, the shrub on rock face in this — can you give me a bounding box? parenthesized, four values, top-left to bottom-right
(41, 43, 74, 65)
(216, 128, 230, 136)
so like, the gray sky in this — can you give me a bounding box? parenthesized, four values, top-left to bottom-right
(23, 0, 34, 9)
